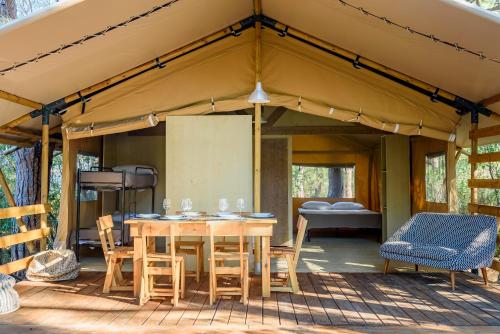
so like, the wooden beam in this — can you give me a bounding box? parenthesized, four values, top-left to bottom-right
(0, 113, 33, 130)
(3, 127, 40, 140)
(264, 106, 287, 127)
(0, 136, 31, 147)
(468, 203, 500, 216)
(0, 204, 50, 220)
(469, 123, 478, 213)
(481, 92, 500, 107)
(0, 90, 43, 110)
(470, 124, 500, 139)
(253, 0, 263, 275)
(469, 152, 500, 164)
(262, 125, 386, 135)
(40, 113, 50, 251)
(447, 142, 457, 213)
(0, 255, 34, 275)
(0, 228, 50, 248)
(468, 179, 500, 189)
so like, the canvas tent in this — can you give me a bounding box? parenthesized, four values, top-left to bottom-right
(0, 0, 499, 248)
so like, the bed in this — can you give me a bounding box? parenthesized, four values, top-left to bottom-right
(298, 201, 382, 241)
(75, 165, 157, 259)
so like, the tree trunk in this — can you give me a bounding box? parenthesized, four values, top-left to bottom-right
(10, 141, 54, 262)
(328, 167, 343, 198)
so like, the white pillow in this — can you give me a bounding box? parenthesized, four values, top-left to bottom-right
(331, 201, 364, 210)
(301, 201, 332, 210)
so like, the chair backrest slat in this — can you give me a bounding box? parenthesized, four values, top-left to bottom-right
(97, 215, 116, 257)
(293, 216, 308, 267)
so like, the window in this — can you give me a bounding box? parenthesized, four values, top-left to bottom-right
(77, 152, 99, 201)
(425, 152, 447, 203)
(292, 165, 355, 198)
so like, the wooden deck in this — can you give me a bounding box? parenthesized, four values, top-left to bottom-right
(2, 271, 500, 333)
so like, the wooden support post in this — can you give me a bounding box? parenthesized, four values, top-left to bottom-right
(470, 123, 478, 214)
(447, 141, 457, 213)
(253, 0, 262, 273)
(40, 110, 50, 251)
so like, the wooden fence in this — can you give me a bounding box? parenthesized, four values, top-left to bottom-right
(0, 204, 51, 275)
(468, 124, 500, 272)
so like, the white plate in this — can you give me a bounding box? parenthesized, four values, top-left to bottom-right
(249, 213, 274, 218)
(182, 211, 201, 217)
(136, 213, 161, 219)
(216, 211, 234, 217)
(159, 215, 184, 220)
(218, 214, 241, 220)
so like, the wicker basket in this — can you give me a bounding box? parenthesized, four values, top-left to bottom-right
(26, 249, 80, 282)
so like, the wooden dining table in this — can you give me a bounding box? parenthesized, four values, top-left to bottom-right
(126, 216, 277, 305)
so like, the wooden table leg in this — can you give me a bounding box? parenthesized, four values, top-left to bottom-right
(140, 235, 149, 305)
(133, 235, 143, 298)
(261, 236, 270, 298)
(254, 236, 261, 273)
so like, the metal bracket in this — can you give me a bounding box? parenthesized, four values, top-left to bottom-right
(155, 57, 166, 69)
(42, 108, 50, 125)
(278, 26, 288, 37)
(430, 88, 440, 103)
(353, 55, 361, 69)
(229, 26, 241, 37)
(77, 91, 91, 114)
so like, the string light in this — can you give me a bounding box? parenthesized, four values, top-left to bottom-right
(338, 0, 500, 65)
(0, 0, 180, 76)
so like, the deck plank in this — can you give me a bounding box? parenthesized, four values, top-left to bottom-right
(396, 274, 472, 326)
(331, 273, 381, 326)
(344, 273, 400, 326)
(6, 271, 500, 332)
(297, 273, 331, 326)
(245, 276, 263, 326)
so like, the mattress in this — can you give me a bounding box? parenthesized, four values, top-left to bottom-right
(79, 165, 157, 190)
(298, 208, 382, 230)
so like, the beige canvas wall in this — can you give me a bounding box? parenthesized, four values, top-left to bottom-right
(383, 135, 411, 240)
(165, 115, 252, 213)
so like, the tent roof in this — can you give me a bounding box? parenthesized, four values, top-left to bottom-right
(0, 0, 499, 143)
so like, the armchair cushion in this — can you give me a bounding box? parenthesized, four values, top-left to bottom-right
(381, 241, 458, 261)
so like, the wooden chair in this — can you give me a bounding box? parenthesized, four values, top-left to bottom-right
(170, 212, 205, 283)
(144, 222, 185, 306)
(208, 221, 249, 305)
(270, 215, 308, 293)
(214, 212, 250, 253)
(97, 215, 134, 294)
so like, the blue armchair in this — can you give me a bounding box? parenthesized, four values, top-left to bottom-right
(380, 212, 498, 289)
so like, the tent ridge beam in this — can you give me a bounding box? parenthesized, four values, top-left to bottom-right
(0, 90, 43, 110)
(258, 15, 497, 120)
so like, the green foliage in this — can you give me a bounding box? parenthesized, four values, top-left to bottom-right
(425, 153, 447, 203)
(292, 165, 355, 198)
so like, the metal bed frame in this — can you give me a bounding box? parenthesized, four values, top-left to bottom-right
(75, 166, 155, 260)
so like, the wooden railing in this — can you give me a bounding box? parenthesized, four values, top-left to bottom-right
(469, 124, 500, 272)
(0, 204, 51, 275)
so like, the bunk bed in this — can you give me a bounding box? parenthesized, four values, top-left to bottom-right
(75, 165, 157, 259)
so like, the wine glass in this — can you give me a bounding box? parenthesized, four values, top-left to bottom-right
(219, 198, 229, 213)
(162, 198, 171, 215)
(236, 198, 245, 217)
(181, 198, 192, 213)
